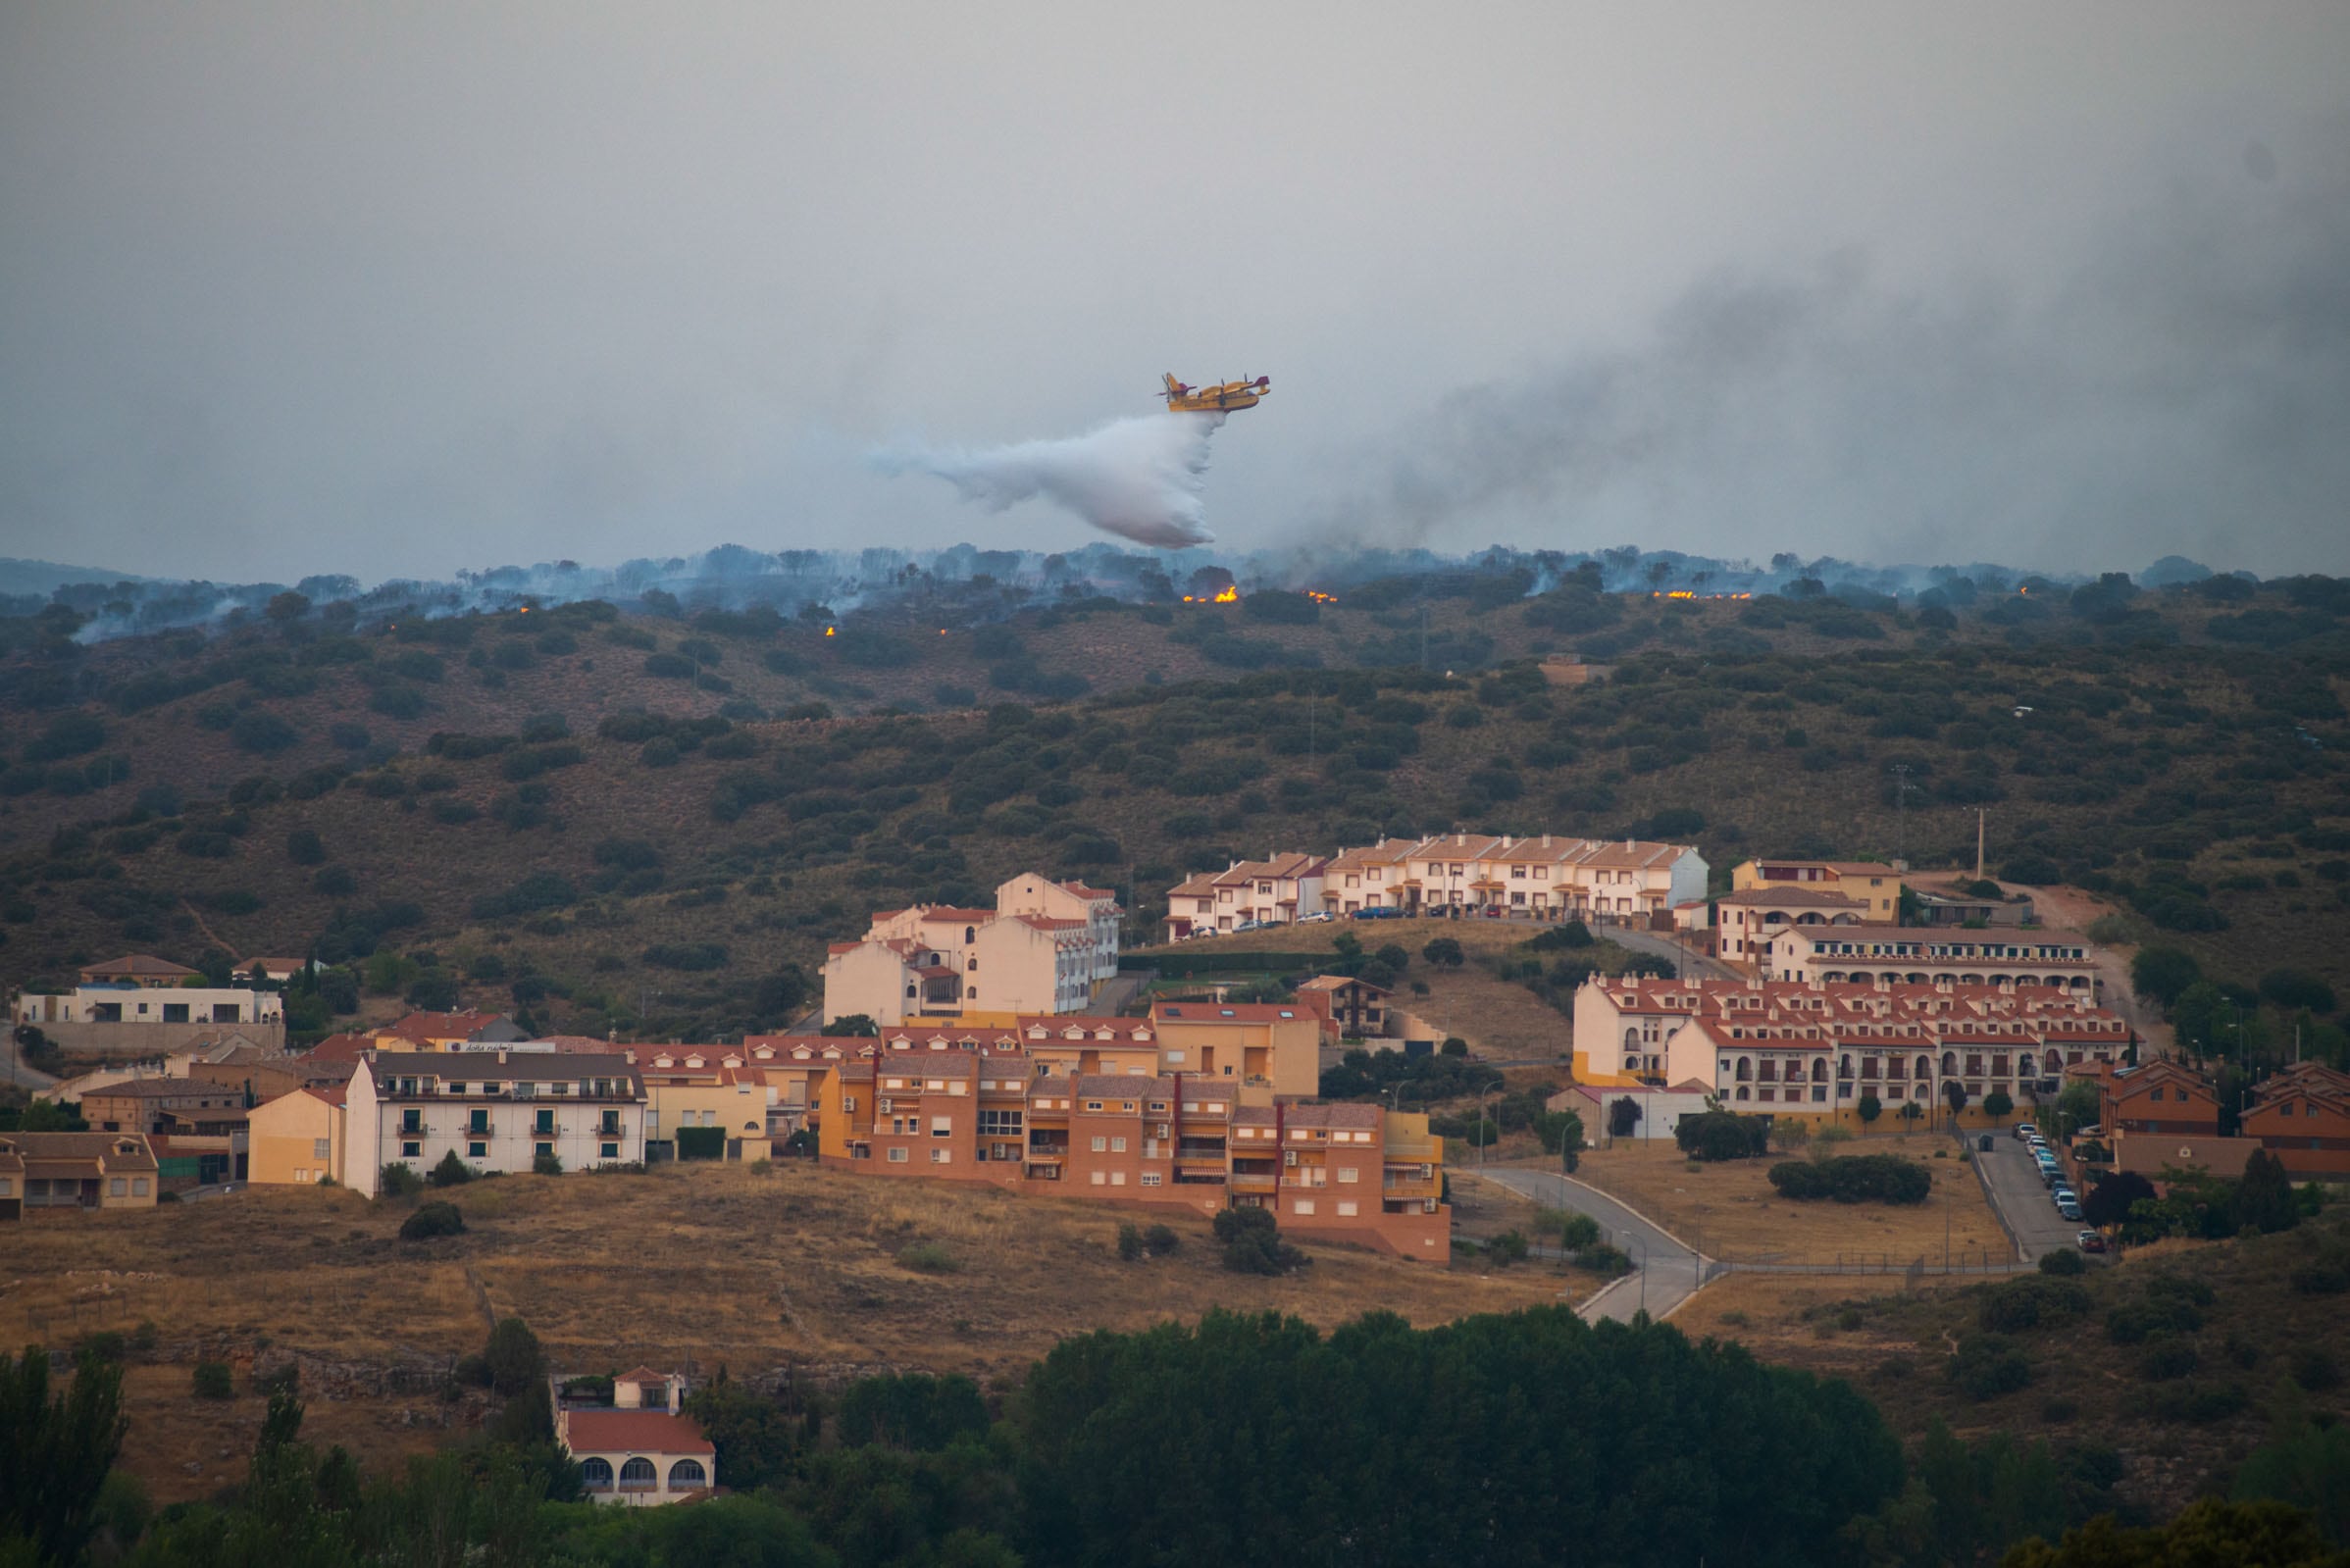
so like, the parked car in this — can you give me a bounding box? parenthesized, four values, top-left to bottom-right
(1299, 911, 1335, 924)
(2014, 1123, 2038, 1141)
(1351, 907, 1403, 921)
(2051, 1186, 2076, 1205)
(2076, 1231, 2109, 1253)
(2056, 1196, 2084, 1221)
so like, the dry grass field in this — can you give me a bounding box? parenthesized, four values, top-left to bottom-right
(1565, 1137, 2013, 1266)
(1, 1160, 1564, 1503)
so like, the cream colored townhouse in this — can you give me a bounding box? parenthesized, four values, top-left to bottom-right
(344, 1049, 647, 1193)
(1714, 886, 1868, 970)
(1761, 925, 2100, 996)
(1160, 854, 1332, 938)
(824, 874, 1120, 1026)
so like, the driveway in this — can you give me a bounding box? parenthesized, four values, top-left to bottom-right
(1603, 926, 1738, 983)
(1973, 1133, 2087, 1261)
(1476, 1167, 1720, 1323)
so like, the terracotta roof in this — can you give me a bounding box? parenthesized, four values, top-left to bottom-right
(1282, 1102, 1381, 1129)
(81, 954, 199, 979)
(1058, 881, 1117, 899)
(1293, 975, 1391, 995)
(1069, 1074, 1173, 1099)
(0, 1132, 160, 1171)
(561, 1408, 713, 1456)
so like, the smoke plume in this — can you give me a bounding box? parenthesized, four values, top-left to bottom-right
(875, 413, 1226, 548)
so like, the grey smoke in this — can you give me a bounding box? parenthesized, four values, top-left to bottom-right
(1307, 128, 2350, 577)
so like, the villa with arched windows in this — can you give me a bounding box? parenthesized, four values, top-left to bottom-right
(556, 1370, 716, 1508)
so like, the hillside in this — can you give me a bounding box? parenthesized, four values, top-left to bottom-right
(0, 571, 2344, 1042)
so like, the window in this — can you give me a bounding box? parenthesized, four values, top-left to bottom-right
(1109, 1170, 1126, 1186)
(401, 1140, 422, 1159)
(1090, 1171, 1105, 1186)
(536, 1141, 553, 1157)
(582, 1458, 614, 1491)
(619, 1458, 656, 1492)
(1086, 1100, 1104, 1112)
(133, 1178, 149, 1195)
(1294, 1199, 1315, 1215)
(469, 1140, 487, 1158)
(1090, 1136, 1106, 1152)
(669, 1458, 706, 1490)
(600, 1141, 620, 1159)
(1337, 1200, 1358, 1217)
(930, 1116, 952, 1137)
(930, 1147, 951, 1165)
(1141, 1172, 1161, 1188)
(314, 1138, 332, 1159)
(1111, 1137, 1127, 1153)
(109, 1178, 127, 1196)
(1336, 1166, 1358, 1183)
(888, 1147, 909, 1163)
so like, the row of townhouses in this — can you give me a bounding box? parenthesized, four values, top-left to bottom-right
(822, 873, 1122, 1027)
(2070, 1058, 2350, 1183)
(1572, 976, 2135, 1119)
(1163, 833, 1711, 937)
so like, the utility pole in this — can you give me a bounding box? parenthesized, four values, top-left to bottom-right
(1891, 764, 1915, 869)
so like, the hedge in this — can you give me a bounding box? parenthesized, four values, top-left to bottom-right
(1766, 1154, 1931, 1205)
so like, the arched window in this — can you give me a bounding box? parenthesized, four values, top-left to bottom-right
(1811, 1059, 1827, 1083)
(1623, 1028, 1640, 1054)
(1838, 1054, 1854, 1081)
(1735, 1056, 1753, 1082)
(2018, 1053, 2036, 1080)
(1915, 1055, 1931, 1081)
(965, 926, 976, 943)
(619, 1457, 657, 1492)
(581, 1457, 614, 1491)
(668, 1458, 707, 1490)
(1734, 1085, 1750, 1101)
(1940, 1051, 1958, 1077)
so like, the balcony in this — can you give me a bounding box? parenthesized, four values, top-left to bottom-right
(1384, 1138, 1440, 1163)
(1175, 1142, 1228, 1163)
(1229, 1170, 1278, 1192)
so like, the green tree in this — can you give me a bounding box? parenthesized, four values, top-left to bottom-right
(1857, 1092, 1882, 1128)
(484, 1318, 545, 1398)
(1942, 1079, 1971, 1131)
(829, 1014, 880, 1037)
(0, 1346, 128, 1565)
(2055, 1079, 2101, 1138)
(2129, 945, 2203, 1009)
(1984, 1088, 2015, 1123)
(1421, 936, 1464, 968)
(2233, 1148, 2298, 1235)
(2005, 1497, 2348, 1567)
(2233, 1422, 2350, 1548)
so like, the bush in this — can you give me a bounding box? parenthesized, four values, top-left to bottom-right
(1766, 1154, 1930, 1204)
(1945, 1334, 2032, 1400)
(1117, 1223, 1145, 1261)
(2288, 1259, 2350, 1296)
(1143, 1224, 1180, 1256)
(899, 1241, 959, 1274)
(532, 1151, 563, 1176)
(2290, 1346, 2341, 1392)
(1677, 1111, 1772, 1162)
(454, 1353, 494, 1389)
(399, 1201, 465, 1240)
(1214, 1205, 1306, 1275)
(191, 1361, 234, 1399)
(379, 1162, 424, 1198)
(1487, 1230, 1531, 1267)
(2106, 1296, 2204, 1344)
(427, 1150, 475, 1188)
(284, 828, 327, 865)
(1574, 1242, 1633, 1277)
(2037, 1247, 2087, 1277)
(1977, 1277, 2092, 1334)
(2139, 1341, 2201, 1382)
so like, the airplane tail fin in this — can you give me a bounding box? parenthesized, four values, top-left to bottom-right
(1162, 373, 1181, 397)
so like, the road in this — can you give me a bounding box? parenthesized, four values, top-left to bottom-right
(1603, 925, 1739, 982)
(1476, 1167, 1720, 1323)
(2, 1030, 61, 1093)
(1972, 1130, 2088, 1261)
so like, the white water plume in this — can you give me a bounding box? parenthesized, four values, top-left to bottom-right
(875, 413, 1225, 548)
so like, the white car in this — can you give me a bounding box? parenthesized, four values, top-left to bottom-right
(1299, 912, 1335, 924)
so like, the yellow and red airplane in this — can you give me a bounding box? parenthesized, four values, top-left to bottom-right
(1161, 373, 1270, 414)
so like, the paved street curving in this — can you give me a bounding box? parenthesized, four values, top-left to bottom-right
(1477, 1167, 1720, 1323)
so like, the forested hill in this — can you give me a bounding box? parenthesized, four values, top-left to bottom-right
(0, 571, 2343, 1042)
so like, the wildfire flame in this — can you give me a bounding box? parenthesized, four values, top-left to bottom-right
(1181, 586, 1243, 603)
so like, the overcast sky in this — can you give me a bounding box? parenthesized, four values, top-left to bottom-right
(4, 2, 2346, 584)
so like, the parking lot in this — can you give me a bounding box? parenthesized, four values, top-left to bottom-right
(1975, 1128, 2098, 1261)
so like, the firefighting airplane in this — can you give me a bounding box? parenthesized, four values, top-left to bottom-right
(1161, 373, 1270, 414)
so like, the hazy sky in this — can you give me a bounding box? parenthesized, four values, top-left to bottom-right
(4, 2, 2346, 583)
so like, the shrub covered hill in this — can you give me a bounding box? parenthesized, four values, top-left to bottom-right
(0, 566, 2344, 1041)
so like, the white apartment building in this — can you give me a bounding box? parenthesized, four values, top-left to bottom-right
(1186, 834, 1710, 925)
(343, 1049, 647, 1194)
(1760, 925, 2099, 994)
(16, 985, 283, 1028)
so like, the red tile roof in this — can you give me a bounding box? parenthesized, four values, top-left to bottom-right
(562, 1408, 713, 1456)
